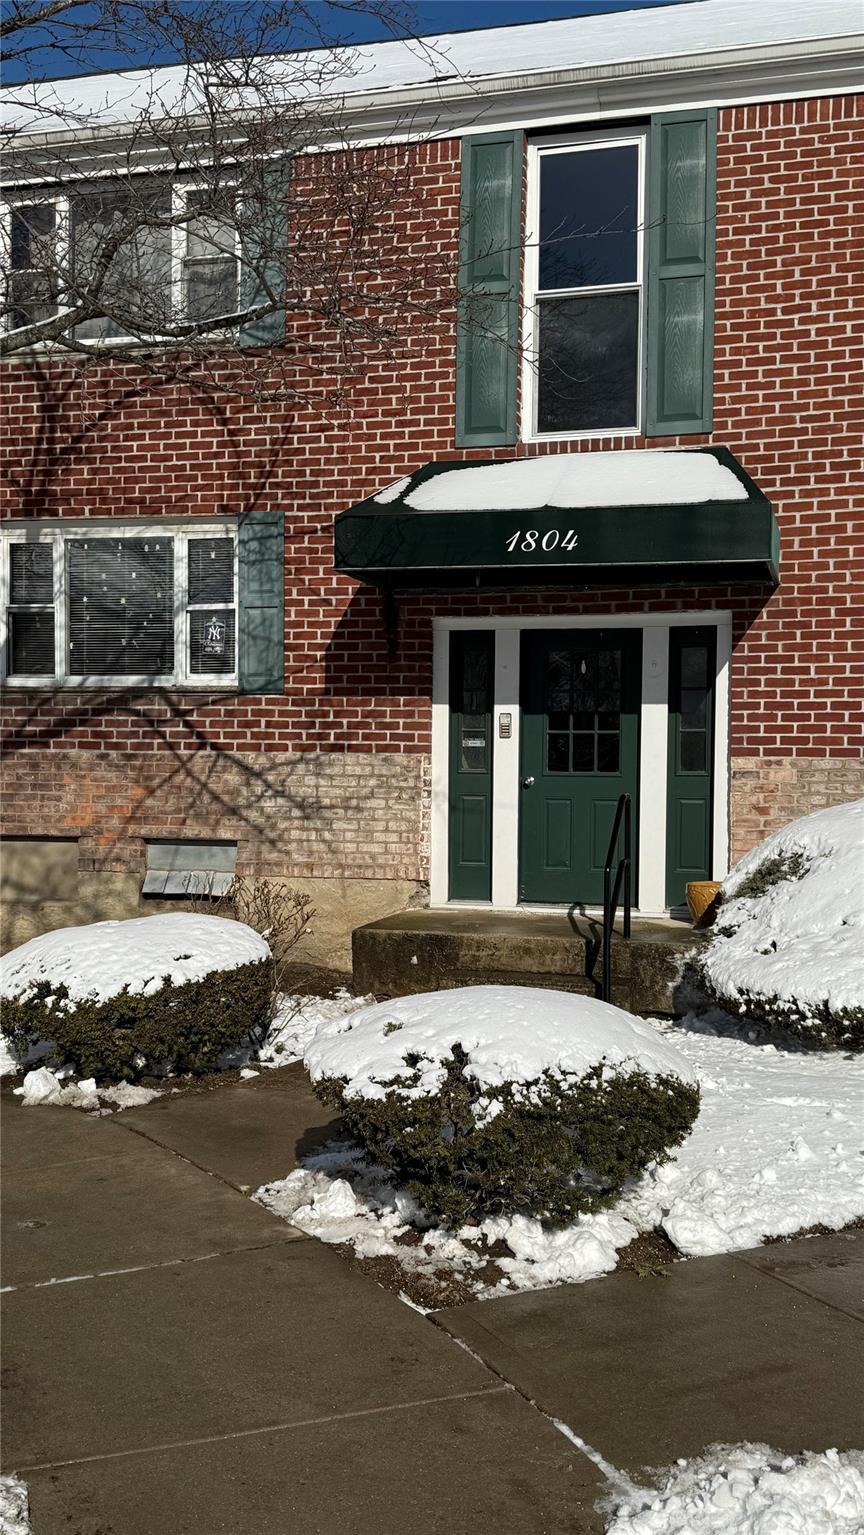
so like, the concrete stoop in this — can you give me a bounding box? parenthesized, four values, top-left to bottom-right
(352, 908, 704, 1015)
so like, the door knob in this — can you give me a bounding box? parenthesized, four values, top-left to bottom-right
(522, 776, 535, 788)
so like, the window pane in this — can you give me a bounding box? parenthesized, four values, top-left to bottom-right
(460, 718, 487, 773)
(189, 608, 236, 676)
(185, 258, 237, 322)
(10, 543, 53, 603)
(681, 645, 708, 688)
(597, 734, 620, 773)
(571, 733, 594, 772)
(539, 145, 639, 290)
(537, 291, 639, 433)
(67, 538, 174, 676)
(681, 688, 707, 728)
(547, 732, 569, 773)
(8, 610, 55, 676)
(680, 732, 707, 773)
(72, 188, 172, 340)
(188, 539, 234, 603)
(10, 205, 56, 270)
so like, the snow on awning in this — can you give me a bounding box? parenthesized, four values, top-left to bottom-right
(334, 447, 779, 589)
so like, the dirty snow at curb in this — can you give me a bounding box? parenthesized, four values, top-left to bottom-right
(702, 799, 864, 1025)
(0, 1475, 31, 1535)
(257, 1008, 864, 1295)
(601, 1444, 864, 1535)
(304, 986, 695, 1103)
(258, 989, 374, 1067)
(0, 913, 270, 1007)
(12, 1066, 161, 1113)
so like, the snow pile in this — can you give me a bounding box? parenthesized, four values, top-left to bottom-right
(305, 985, 695, 1104)
(12, 1066, 160, 1112)
(701, 800, 864, 1041)
(379, 451, 748, 514)
(258, 989, 374, 1067)
(618, 1010, 864, 1256)
(257, 1005, 864, 1296)
(602, 1444, 864, 1535)
(0, 914, 270, 1009)
(0, 1475, 31, 1535)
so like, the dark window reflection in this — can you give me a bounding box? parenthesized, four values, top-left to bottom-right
(537, 291, 639, 433)
(539, 146, 639, 291)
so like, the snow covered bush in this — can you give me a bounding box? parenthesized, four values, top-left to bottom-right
(305, 987, 699, 1229)
(699, 800, 864, 1050)
(1, 914, 273, 1080)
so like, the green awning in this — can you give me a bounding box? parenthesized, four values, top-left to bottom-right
(334, 446, 779, 588)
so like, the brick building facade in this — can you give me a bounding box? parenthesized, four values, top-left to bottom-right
(2, 4, 862, 962)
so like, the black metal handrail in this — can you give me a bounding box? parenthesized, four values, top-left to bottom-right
(601, 793, 632, 1003)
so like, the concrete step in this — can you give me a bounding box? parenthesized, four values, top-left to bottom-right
(352, 909, 704, 1016)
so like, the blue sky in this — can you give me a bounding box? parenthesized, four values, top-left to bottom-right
(2, 0, 695, 84)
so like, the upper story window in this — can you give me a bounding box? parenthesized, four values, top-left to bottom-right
(524, 131, 645, 439)
(3, 182, 240, 343)
(1, 525, 237, 687)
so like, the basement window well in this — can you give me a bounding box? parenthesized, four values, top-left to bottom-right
(142, 840, 237, 897)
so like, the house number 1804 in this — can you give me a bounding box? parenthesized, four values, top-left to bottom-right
(505, 529, 580, 554)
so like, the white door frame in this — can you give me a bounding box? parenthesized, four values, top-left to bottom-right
(430, 610, 732, 915)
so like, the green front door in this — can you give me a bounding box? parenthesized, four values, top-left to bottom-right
(519, 630, 641, 904)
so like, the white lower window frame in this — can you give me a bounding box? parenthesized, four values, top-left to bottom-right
(431, 611, 731, 916)
(0, 521, 239, 689)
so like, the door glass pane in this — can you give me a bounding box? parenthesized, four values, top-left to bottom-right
(547, 732, 570, 773)
(545, 650, 571, 713)
(680, 732, 707, 773)
(571, 733, 593, 772)
(681, 688, 707, 727)
(455, 635, 491, 774)
(597, 734, 620, 773)
(539, 145, 639, 290)
(537, 291, 639, 433)
(681, 645, 708, 688)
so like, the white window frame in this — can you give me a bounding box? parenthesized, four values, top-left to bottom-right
(522, 127, 647, 443)
(0, 522, 239, 689)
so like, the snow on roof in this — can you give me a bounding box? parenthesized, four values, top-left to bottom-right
(374, 450, 750, 513)
(303, 984, 695, 1103)
(5, 0, 862, 135)
(0, 913, 270, 1006)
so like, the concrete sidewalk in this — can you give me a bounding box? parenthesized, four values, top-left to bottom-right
(1, 1076, 603, 1535)
(3, 1068, 863, 1532)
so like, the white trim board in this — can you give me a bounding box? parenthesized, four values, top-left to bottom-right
(431, 611, 731, 914)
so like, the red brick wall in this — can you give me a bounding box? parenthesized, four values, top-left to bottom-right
(2, 97, 862, 849)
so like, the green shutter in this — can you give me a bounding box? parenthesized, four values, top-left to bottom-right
(455, 130, 523, 447)
(239, 163, 289, 347)
(646, 109, 716, 435)
(238, 511, 284, 693)
(665, 626, 716, 909)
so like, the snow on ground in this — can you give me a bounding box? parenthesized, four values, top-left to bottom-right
(12, 1067, 161, 1113)
(601, 1444, 864, 1535)
(304, 986, 695, 1103)
(257, 989, 374, 1067)
(256, 1006, 864, 1295)
(0, 1475, 31, 1535)
(702, 799, 864, 1027)
(0, 914, 270, 1008)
